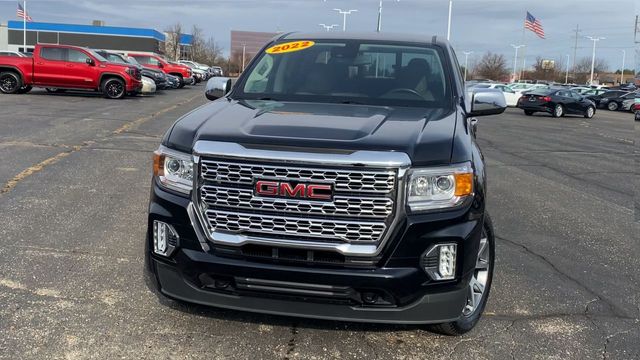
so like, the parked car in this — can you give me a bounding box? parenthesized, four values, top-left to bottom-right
(179, 60, 211, 80)
(581, 89, 608, 97)
(94, 50, 168, 90)
(471, 83, 519, 106)
(141, 76, 156, 94)
(147, 32, 507, 336)
(210, 66, 224, 77)
(517, 88, 596, 118)
(128, 53, 192, 88)
(634, 94, 640, 121)
(585, 90, 627, 108)
(0, 44, 142, 98)
(0, 51, 27, 57)
(598, 91, 636, 111)
(570, 86, 592, 94)
(172, 61, 205, 83)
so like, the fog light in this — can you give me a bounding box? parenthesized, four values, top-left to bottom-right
(421, 243, 457, 280)
(153, 220, 178, 257)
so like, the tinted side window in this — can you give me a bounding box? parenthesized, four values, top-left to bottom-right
(132, 56, 150, 64)
(67, 49, 88, 63)
(40, 47, 66, 61)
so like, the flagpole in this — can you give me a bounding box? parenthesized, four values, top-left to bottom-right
(520, 11, 527, 81)
(23, 0, 26, 53)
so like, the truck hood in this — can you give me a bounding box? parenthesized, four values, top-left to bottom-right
(165, 99, 457, 166)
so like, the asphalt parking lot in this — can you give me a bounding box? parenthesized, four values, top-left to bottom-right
(0, 87, 637, 359)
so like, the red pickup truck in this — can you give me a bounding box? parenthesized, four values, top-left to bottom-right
(127, 53, 192, 88)
(0, 44, 142, 99)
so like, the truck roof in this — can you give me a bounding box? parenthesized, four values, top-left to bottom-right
(278, 32, 450, 47)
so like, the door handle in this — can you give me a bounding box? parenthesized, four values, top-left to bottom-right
(36, 62, 44, 65)
(66, 64, 74, 67)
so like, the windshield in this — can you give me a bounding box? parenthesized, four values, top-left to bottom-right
(85, 49, 107, 62)
(103, 53, 128, 64)
(235, 39, 450, 108)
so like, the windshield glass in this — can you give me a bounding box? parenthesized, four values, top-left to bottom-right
(85, 49, 107, 62)
(235, 39, 450, 108)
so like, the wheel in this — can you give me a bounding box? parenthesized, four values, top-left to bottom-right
(174, 75, 185, 88)
(427, 214, 495, 336)
(524, 110, 534, 116)
(635, 111, 640, 121)
(552, 104, 564, 118)
(0, 71, 23, 94)
(584, 106, 595, 119)
(101, 77, 126, 99)
(16, 85, 32, 94)
(607, 102, 618, 111)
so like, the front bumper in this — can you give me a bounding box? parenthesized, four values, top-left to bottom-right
(146, 181, 483, 324)
(127, 79, 143, 92)
(517, 102, 552, 113)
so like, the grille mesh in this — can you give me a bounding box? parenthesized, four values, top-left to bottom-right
(197, 158, 398, 245)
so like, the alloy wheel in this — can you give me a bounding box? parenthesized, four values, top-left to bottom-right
(586, 107, 594, 118)
(462, 229, 490, 317)
(106, 81, 124, 98)
(555, 105, 563, 117)
(0, 75, 17, 93)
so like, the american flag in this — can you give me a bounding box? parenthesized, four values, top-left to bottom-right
(17, 3, 32, 22)
(525, 11, 544, 39)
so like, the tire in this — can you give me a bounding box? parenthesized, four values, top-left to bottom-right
(607, 102, 618, 111)
(552, 104, 564, 118)
(584, 106, 595, 119)
(635, 111, 640, 121)
(426, 214, 495, 336)
(172, 74, 185, 88)
(0, 71, 23, 94)
(101, 77, 126, 99)
(524, 110, 534, 116)
(16, 85, 32, 94)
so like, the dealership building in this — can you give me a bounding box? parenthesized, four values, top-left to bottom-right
(0, 20, 193, 57)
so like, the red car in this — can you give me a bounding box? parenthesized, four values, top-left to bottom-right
(127, 53, 192, 88)
(634, 98, 640, 121)
(0, 44, 142, 99)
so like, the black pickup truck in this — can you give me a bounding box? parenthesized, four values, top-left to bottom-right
(145, 32, 506, 335)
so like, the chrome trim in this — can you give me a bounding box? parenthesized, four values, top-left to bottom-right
(193, 141, 412, 168)
(190, 141, 411, 257)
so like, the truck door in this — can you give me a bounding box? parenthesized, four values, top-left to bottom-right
(64, 49, 98, 89)
(34, 47, 67, 86)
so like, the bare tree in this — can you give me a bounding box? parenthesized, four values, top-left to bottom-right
(164, 22, 183, 61)
(572, 57, 608, 84)
(473, 52, 510, 81)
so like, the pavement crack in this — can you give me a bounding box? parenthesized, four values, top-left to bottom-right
(0, 93, 201, 197)
(283, 322, 299, 360)
(496, 235, 630, 319)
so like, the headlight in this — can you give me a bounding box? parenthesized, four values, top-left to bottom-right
(407, 163, 473, 212)
(153, 146, 193, 195)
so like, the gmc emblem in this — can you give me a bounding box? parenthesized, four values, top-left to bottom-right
(254, 180, 333, 201)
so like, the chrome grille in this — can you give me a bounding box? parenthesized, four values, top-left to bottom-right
(204, 210, 386, 243)
(201, 185, 393, 218)
(193, 145, 408, 256)
(200, 160, 395, 194)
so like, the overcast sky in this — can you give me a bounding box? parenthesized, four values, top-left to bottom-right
(1, 0, 636, 71)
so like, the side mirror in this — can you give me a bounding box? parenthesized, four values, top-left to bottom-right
(469, 89, 507, 117)
(86, 58, 95, 66)
(205, 77, 232, 101)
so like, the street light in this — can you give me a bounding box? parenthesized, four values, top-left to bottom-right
(447, 0, 453, 40)
(585, 36, 604, 85)
(620, 49, 626, 84)
(510, 44, 525, 81)
(376, 0, 399, 32)
(565, 54, 570, 84)
(334, 8, 358, 31)
(463, 51, 473, 81)
(319, 23, 339, 31)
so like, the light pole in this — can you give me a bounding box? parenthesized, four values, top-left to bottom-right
(511, 44, 525, 81)
(319, 23, 339, 31)
(585, 36, 604, 85)
(565, 54, 570, 84)
(620, 49, 626, 84)
(446, 0, 453, 40)
(463, 51, 473, 81)
(377, 0, 399, 32)
(334, 9, 358, 31)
